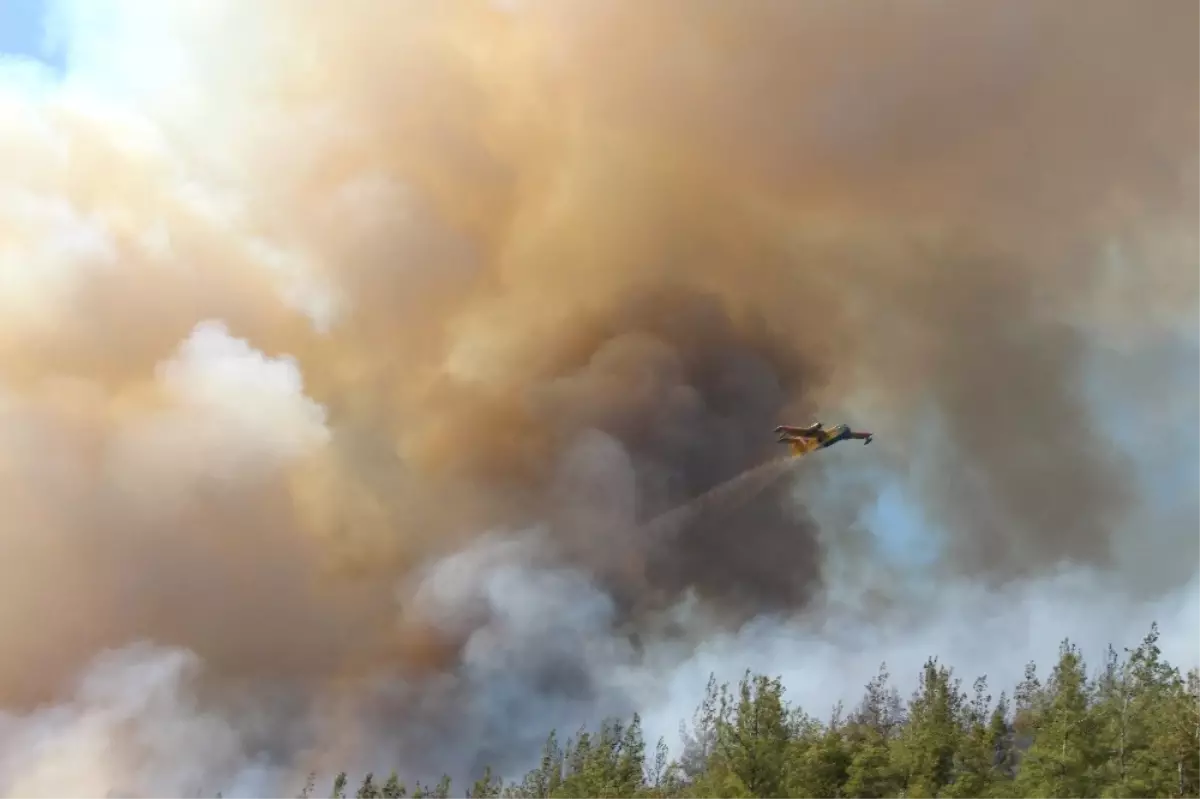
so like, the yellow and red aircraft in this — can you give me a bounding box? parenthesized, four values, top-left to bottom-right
(775, 421, 874, 457)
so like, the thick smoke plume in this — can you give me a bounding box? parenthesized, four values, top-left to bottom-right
(0, 0, 1195, 793)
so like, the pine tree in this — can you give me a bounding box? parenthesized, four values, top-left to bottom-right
(519, 730, 563, 797)
(893, 657, 965, 797)
(785, 704, 851, 797)
(943, 676, 995, 798)
(469, 766, 502, 799)
(381, 772, 407, 799)
(1174, 668, 1200, 798)
(298, 772, 317, 799)
(988, 691, 1018, 793)
(1090, 642, 1136, 796)
(1014, 660, 1045, 741)
(1015, 639, 1097, 797)
(740, 673, 791, 796)
(357, 773, 381, 799)
(410, 777, 450, 799)
(678, 674, 721, 785)
(1115, 624, 1194, 797)
(845, 663, 904, 798)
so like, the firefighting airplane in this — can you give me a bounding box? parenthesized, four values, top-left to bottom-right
(775, 421, 874, 457)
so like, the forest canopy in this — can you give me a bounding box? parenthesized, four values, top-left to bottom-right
(271, 623, 1198, 799)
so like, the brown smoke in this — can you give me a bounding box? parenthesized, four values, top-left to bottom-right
(0, 0, 1195, 788)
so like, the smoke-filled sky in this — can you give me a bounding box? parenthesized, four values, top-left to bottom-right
(0, 0, 1196, 795)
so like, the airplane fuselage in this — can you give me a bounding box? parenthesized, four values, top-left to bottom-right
(777, 422, 870, 456)
(814, 423, 852, 447)
(791, 424, 851, 453)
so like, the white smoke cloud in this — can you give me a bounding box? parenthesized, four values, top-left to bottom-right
(154, 320, 329, 467)
(106, 321, 329, 525)
(0, 643, 254, 798)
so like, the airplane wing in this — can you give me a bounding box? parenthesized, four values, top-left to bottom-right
(775, 423, 822, 438)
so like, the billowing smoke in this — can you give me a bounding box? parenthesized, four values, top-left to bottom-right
(0, 0, 1195, 794)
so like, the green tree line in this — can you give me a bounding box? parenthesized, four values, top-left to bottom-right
(287, 623, 1197, 798)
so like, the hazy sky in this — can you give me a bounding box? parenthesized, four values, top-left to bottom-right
(0, 0, 43, 55)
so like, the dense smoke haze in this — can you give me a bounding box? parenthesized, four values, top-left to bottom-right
(0, 0, 1196, 794)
